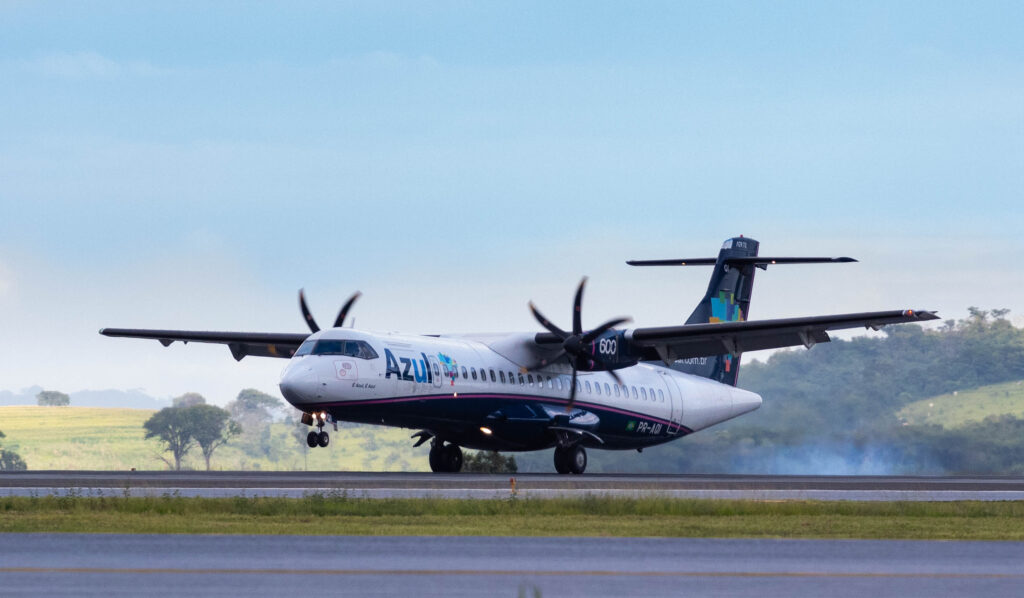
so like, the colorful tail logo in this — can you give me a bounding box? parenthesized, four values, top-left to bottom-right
(709, 291, 744, 372)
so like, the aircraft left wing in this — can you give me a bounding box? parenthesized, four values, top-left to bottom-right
(621, 309, 939, 363)
(99, 328, 309, 361)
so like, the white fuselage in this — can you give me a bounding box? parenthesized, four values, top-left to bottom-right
(279, 327, 761, 449)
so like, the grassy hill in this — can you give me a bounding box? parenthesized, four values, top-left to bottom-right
(0, 406, 430, 471)
(897, 380, 1024, 428)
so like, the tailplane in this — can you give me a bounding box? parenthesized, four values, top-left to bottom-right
(628, 237, 854, 386)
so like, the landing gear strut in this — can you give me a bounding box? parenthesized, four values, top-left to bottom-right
(554, 445, 587, 475)
(428, 440, 463, 473)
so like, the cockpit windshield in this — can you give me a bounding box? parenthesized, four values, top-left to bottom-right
(309, 339, 379, 359)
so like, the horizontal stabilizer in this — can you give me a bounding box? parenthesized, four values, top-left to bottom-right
(626, 256, 856, 269)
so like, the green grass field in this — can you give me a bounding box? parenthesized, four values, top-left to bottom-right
(2, 494, 1023, 540)
(0, 406, 429, 471)
(897, 380, 1024, 428)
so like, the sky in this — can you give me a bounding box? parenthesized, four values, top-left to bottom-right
(1, 1, 1022, 404)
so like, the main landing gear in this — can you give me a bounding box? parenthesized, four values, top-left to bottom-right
(428, 440, 463, 473)
(305, 412, 330, 448)
(554, 445, 587, 475)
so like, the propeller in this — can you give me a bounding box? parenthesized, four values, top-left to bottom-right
(526, 277, 631, 411)
(298, 289, 362, 333)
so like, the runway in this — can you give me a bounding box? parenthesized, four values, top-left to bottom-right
(4, 471, 1024, 500)
(1, 534, 1023, 597)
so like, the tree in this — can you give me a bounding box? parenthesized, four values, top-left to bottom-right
(227, 389, 285, 460)
(144, 407, 196, 470)
(463, 451, 518, 473)
(188, 404, 241, 471)
(172, 392, 206, 408)
(36, 390, 70, 407)
(0, 430, 27, 471)
(229, 388, 284, 419)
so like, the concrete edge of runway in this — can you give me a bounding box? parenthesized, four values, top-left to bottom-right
(4, 472, 1024, 501)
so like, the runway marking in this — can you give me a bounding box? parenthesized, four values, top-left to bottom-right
(1, 567, 1021, 579)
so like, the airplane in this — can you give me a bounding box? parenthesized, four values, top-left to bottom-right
(101, 236, 937, 474)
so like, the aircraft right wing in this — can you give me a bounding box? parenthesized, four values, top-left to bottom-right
(621, 309, 939, 364)
(99, 328, 309, 361)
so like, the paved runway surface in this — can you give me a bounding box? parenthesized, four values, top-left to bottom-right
(2, 534, 1022, 597)
(4, 471, 1024, 500)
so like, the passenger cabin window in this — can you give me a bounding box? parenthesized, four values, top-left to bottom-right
(471, 367, 478, 380)
(547, 376, 553, 389)
(490, 369, 497, 383)
(518, 374, 525, 385)
(641, 387, 648, 400)
(614, 385, 620, 398)
(528, 374, 534, 386)
(461, 366, 468, 379)
(310, 340, 379, 359)
(556, 377, 562, 391)
(604, 383, 611, 396)
(585, 381, 592, 393)
(432, 363, 440, 378)
(499, 371, 506, 383)
(658, 389, 665, 402)
(631, 386, 638, 399)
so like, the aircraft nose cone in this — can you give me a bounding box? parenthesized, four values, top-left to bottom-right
(279, 366, 319, 405)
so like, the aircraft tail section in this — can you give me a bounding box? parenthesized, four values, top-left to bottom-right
(677, 237, 759, 385)
(627, 237, 855, 386)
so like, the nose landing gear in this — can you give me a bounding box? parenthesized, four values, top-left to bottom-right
(304, 412, 331, 448)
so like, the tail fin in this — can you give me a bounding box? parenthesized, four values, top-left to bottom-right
(627, 237, 855, 386)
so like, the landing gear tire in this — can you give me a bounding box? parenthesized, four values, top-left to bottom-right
(554, 445, 586, 474)
(306, 431, 319, 448)
(568, 445, 587, 475)
(429, 442, 463, 473)
(443, 444, 463, 473)
(317, 431, 330, 448)
(553, 447, 571, 474)
(429, 442, 443, 472)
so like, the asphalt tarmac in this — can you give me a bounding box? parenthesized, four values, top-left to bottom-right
(1, 534, 1022, 597)
(4, 471, 1024, 500)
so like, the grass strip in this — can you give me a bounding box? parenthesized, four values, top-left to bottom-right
(3, 492, 1024, 539)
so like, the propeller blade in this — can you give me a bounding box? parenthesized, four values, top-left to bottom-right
(529, 302, 569, 339)
(566, 367, 578, 412)
(332, 291, 362, 328)
(579, 316, 632, 344)
(606, 367, 624, 387)
(298, 289, 320, 333)
(572, 277, 587, 336)
(522, 349, 568, 373)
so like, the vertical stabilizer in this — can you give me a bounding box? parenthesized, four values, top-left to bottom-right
(675, 237, 759, 385)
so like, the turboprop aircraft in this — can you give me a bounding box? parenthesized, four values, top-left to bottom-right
(101, 237, 937, 474)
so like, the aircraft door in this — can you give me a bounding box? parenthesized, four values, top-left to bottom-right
(662, 373, 684, 435)
(428, 355, 443, 389)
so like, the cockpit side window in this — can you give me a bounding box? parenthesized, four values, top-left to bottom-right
(311, 339, 379, 360)
(294, 339, 316, 356)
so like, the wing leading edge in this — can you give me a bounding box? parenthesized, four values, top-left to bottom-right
(99, 328, 309, 361)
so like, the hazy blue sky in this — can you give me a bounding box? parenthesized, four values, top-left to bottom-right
(1, 2, 1022, 403)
